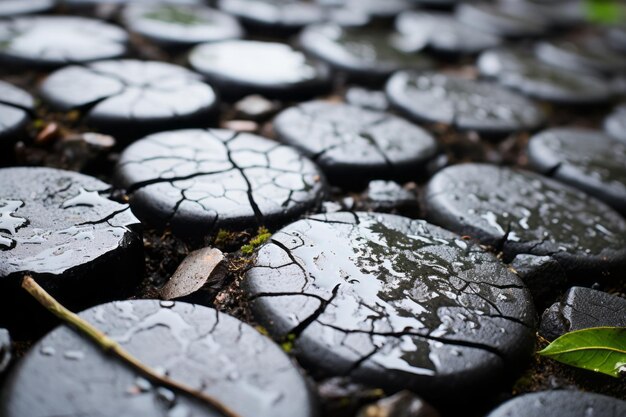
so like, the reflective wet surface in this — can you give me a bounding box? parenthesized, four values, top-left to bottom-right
(0, 80, 33, 143)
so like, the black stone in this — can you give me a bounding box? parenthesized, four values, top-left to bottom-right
(0, 167, 143, 332)
(485, 391, 626, 417)
(478, 48, 612, 105)
(359, 180, 419, 215)
(425, 163, 626, 275)
(540, 286, 626, 341)
(386, 72, 545, 137)
(528, 128, 626, 215)
(122, 3, 243, 48)
(273, 101, 438, 187)
(604, 104, 626, 144)
(0, 300, 316, 417)
(0, 16, 128, 69)
(189, 40, 331, 100)
(456, 3, 549, 38)
(0, 0, 56, 17)
(246, 212, 535, 399)
(299, 24, 434, 84)
(115, 129, 325, 240)
(607, 25, 626, 53)
(0, 81, 33, 147)
(344, 87, 389, 111)
(0, 328, 10, 374)
(535, 39, 626, 76)
(40, 60, 218, 140)
(395, 11, 500, 56)
(510, 254, 567, 309)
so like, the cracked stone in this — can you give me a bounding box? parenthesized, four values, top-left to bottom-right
(0, 16, 128, 69)
(358, 180, 419, 216)
(604, 104, 626, 144)
(510, 254, 567, 309)
(386, 72, 545, 137)
(425, 163, 626, 276)
(357, 391, 440, 417)
(456, 2, 549, 38)
(485, 391, 626, 417)
(478, 48, 612, 105)
(115, 128, 325, 240)
(395, 11, 501, 56)
(246, 212, 535, 399)
(0, 80, 33, 147)
(0, 0, 55, 17)
(0, 328, 10, 374)
(189, 40, 331, 100)
(0, 167, 144, 333)
(345, 87, 389, 112)
(535, 39, 626, 77)
(539, 286, 626, 341)
(122, 3, 243, 48)
(299, 24, 434, 84)
(528, 128, 626, 215)
(40, 59, 218, 140)
(273, 101, 438, 187)
(0, 300, 316, 417)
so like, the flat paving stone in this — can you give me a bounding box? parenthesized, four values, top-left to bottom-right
(246, 212, 535, 399)
(0, 167, 143, 328)
(189, 40, 331, 100)
(0, 16, 128, 69)
(0, 0, 56, 17)
(396, 11, 501, 56)
(273, 101, 438, 186)
(299, 24, 434, 83)
(425, 163, 626, 275)
(535, 39, 626, 76)
(386, 71, 545, 137)
(0, 300, 316, 417)
(478, 48, 612, 105)
(115, 129, 325, 239)
(485, 390, 626, 417)
(122, 3, 243, 48)
(456, 3, 549, 38)
(540, 286, 626, 341)
(604, 104, 626, 144)
(528, 128, 626, 215)
(40, 60, 218, 140)
(0, 81, 34, 146)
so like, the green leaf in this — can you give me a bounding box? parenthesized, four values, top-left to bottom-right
(538, 327, 626, 378)
(585, 0, 626, 24)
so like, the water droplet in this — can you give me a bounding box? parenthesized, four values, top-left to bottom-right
(157, 387, 176, 407)
(63, 350, 84, 361)
(40, 346, 56, 356)
(135, 377, 151, 392)
(160, 300, 175, 308)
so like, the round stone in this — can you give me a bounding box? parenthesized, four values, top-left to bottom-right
(0, 167, 143, 329)
(604, 104, 626, 143)
(535, 39, 626, 76)
(0, 300, 316, 417)
(395, 11, 501, 56)
(299, 24, 434, 83)
(245, 212, 535, 398)
(528, 128, 626, 215)
(273, 101, 438, 186)
(485, 391, 626, 417)
(477, 48, 612, 105)
(115, 129, 325, 239)
(0, 0, 56, 17)
(456, 3, 549, 38)
(40, 60, 217, 140)
(0, 81, 34, 145)
(425, 163, 626, 274)
(189, 40, 331, 100)
(122, 3, 243, 48)
(386, 71, 545, 136)
(0, 16, 128, 69)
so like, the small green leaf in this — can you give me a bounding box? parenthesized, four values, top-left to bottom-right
(538, 327, 626, 378)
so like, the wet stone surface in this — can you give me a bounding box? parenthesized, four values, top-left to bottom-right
(122, 3, 243, 48)
(0, 80, 34, 147)
(115, 129, 325, 240)
(540, 286, 626, 341)
(189, 40, 331, 99)
(0, 300, 316, 417)
(0, 0, 55, 17)
(528, 128, 626, 215)
(456, 2, 549, 39)
(485, 391, 626, 417)
(344, 87, 389, 112)
(395, 11, 501, 56)
(273, 101, 438, 187)
(0, 16, 128, 69)
(535, 39, 626, 76)
(0, 167, 143, 329)
(604, 104, 626, 144)
(425, 163, 626, 275)
(386, 72, 545, 137)
(498, 0, 585, 29)
(0, 329, 10, 374)
(478, 48, 612, 105)
(246, 212, 535, 399)
(299, 24, 434, 83)
(359, 180, 419, 215)
(40, 60, 218, 140)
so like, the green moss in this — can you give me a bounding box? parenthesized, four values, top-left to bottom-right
(280, 334, 296, 353)
(144, 6, 203, 26)
(240, 226, 271, 255)
(585, 0, 625, 24)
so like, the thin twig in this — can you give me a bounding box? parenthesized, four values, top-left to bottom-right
(22, 275, 242, 417)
